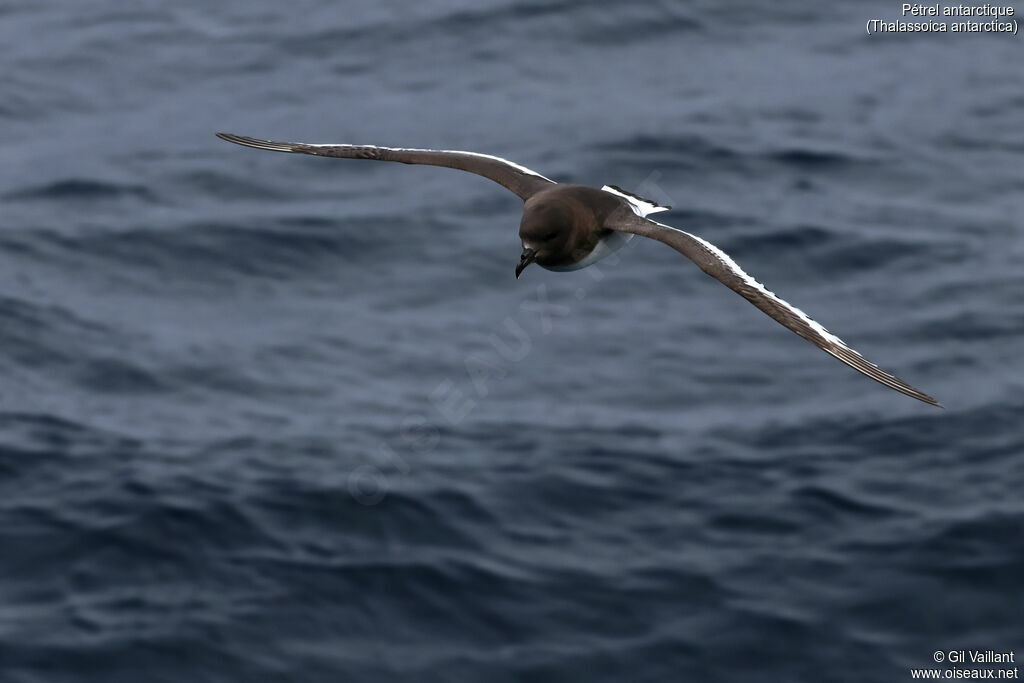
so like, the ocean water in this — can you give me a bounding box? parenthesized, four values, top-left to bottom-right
(1, 1, 1022, 681)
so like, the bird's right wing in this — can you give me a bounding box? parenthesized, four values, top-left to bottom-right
(216, 133, 555, 201)
(606, 209, 941, 407)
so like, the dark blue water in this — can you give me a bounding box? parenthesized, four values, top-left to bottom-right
(2, 2, 1022, 681)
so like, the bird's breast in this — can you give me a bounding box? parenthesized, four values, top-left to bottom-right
(541, 231, 635, 272)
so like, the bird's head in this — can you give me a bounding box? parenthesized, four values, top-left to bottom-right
(516, 201, 574, 278)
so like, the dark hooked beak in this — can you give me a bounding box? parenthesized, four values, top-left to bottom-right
(515, 248, 537, 279)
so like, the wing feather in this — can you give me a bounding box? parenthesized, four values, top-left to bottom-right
(216, 133, 554, 200)
(607, 210, 941, 407)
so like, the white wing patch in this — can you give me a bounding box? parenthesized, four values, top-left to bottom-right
(650, 220, 847, 347)
(601, 185, 671, 217)
(442, 149, 554, 181)
(305, 143, 554, 182)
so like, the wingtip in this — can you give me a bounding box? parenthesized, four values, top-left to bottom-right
(216, 132, 246, 144)
(215, 132, 245, 145)
(213, 133, 302, 154)
(915, 392, 944, 409)
(914, 386, 943, 408)
(902, 387, 943, 408)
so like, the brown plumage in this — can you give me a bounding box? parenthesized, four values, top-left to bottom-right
(217, 132, 941, 407)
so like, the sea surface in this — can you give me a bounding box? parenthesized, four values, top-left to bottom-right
(1, 1, 1022, 681)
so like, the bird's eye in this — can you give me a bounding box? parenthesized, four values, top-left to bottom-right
(543, 231, 558, 241)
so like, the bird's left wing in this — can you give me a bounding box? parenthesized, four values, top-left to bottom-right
(216, 133, 555, 201)
(606, 209, 941, 407)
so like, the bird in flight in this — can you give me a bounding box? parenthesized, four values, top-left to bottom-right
(216, 132, 941, 407)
